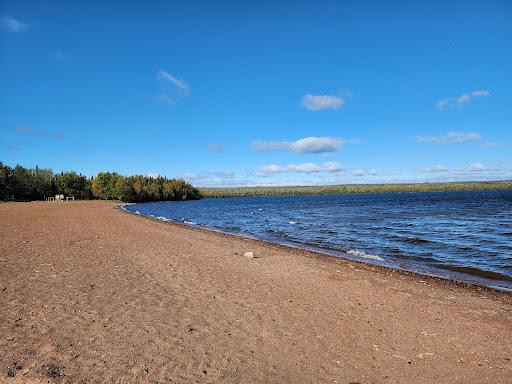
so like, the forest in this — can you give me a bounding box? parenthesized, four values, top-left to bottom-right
(0, 161, 201, 203)
(199, 180, 512, 198)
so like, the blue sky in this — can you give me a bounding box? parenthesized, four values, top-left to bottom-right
(1, 0, 511, 186)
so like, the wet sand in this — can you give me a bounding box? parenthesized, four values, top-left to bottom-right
(1, 201, 511, 383)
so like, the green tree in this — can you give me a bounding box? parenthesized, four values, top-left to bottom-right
(12, 165, 32, 200)
(0, 162, 13, 200)
(114, 176, 134, 201)
(92, 172, 118, 199)
(57, 172, 92, 199)
(32, 167, 54, 199)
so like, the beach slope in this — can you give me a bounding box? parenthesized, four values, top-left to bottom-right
(1, 201, 511, 383)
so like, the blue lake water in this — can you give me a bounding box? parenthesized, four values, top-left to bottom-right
(124, 190, 512, 291)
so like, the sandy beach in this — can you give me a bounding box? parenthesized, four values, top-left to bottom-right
(1, 201, 511, 383)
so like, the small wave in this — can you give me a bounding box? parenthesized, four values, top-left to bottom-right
(135, 210, 141, 215)
(410, 255, 439, 263)
(346, 249, 384, 261)
(257, 208, 263, 211)
(289, 220, 298, 225)
(368, 226, 393, 231)
(266, 228, 289, 238)
(433, 264, 512, 282)
(184, 220, 197, 225)
(157, 216, 168, 221)
(397, 236, 430, 245)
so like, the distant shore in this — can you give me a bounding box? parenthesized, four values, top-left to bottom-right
(200, 180, 512, 198)
(1, 201, 511, 383)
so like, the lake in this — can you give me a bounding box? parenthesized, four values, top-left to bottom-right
(123, 190, 512, 291)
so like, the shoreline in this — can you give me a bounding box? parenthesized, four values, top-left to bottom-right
(2, 201, 511, 383)
(118, 203, 512, 296)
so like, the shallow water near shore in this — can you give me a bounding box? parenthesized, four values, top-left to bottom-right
(124, 190, 512, 291)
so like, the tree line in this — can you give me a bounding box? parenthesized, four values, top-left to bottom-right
(200, 180, 512, 198)
(0, 161, 201, 202)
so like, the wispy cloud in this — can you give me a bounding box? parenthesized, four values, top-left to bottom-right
(181, 172, 199, 180)
(466, 162, 487, 171)
(482, 141, 499, 148)
(0, 16, 29, 32)
(423, 165, 446, 173)
(423, 162, 492, 174)
(209, 171, 235, 178)
(54, 52, 70, 63)
(415, 131, 481, 144)
(156, 70, 190, 92)
(255, 162, 344, 176)
(5, 144, 21, 152)
(181, 171, 236, 185)
(14, 125, 46, 137)
(147, 172, 161, 179)
(252, 136, 353, 154)
(12, 125, 65, 140)
(449, 162, 496, 177)
(154, 70, 190, 106)
(154, 93, 175, 106)
(301, 94, 347, 111)
(208, 143, 223, 153)
(352, 169, 364, 177)
(436, 90, 490, 110)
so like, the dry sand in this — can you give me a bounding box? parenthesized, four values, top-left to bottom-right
(1, 201, 511, 383)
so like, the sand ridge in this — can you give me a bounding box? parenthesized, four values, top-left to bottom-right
(1, 201, 511, 383)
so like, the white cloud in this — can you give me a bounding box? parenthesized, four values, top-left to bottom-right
(255, 162, 344, 176)
(146, 172, 161, 179)
(436, 90, 490, 109)
(424, 162, 491, 176)
(0, 16, 29, 32)
(466, 162, 486, 171)
(301, 94, 345, 111)
(352, 169, 364, 177)
(415, 131, 481, 144)
(252, 136, 351, 154)
(370, 170, 379, 176)
(156, 70, 190, 92)
(482, 141, 499, 148)
(423, 165, 446, 173)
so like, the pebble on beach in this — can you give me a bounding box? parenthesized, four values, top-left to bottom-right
(244, 251, 255, 259)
